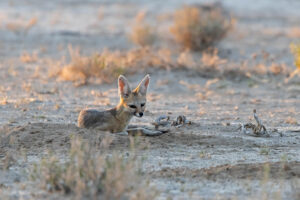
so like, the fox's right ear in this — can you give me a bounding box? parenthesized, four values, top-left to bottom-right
(118, 75, 131, 98)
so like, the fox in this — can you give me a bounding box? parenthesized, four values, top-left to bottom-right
(77, 74, 164, 136)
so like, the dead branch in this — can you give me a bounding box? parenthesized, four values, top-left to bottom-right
(239, 109, 270, 137)
(152, 115, 192, 130)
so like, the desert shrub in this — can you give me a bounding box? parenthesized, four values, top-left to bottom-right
(31, 136, 156, 199)
(290, 43, 300, 70)
(129, 11, 156, 47)
(285, 43, 300, 82)
(268, 63, 288, 75)
(57, 46, 126, 84)
(6, 17, 38, 33)
(170, 4, 231, 51)
(20, 52, 38, 63)
(55, 46, 289, 84)
(54, 46, 172, 84)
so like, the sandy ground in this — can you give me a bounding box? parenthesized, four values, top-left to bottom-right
(0, 0, 300, 199)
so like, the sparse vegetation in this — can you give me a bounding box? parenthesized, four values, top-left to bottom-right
(269, 63, 288, 75)
(287, 43, 300, 81)
(170, 4, 231, 51)
(54, 46, 174, 84)
(20, 52, 38, 63)
(6, 17, 38, 33)
(260, 147, 270, 155)
(56, 46, 126, 84)
(198, 150, 211, 159)
(31, 136, 156, 199)
(1, 151, 16, 170)
(53, 45, 289, 85)
(129, 11, 156, 47)
(50, 4, 233, 84)
(0, 96, 8, 105)
(285, 116, 298, 125)
(290, 43, 300, 70)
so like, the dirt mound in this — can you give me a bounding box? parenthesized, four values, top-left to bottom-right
(0, 122, 253, 155)
(0, 123, 131, 154)
(0, 122, 256, 155)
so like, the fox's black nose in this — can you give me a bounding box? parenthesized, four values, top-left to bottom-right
(139, 112, 143, 117)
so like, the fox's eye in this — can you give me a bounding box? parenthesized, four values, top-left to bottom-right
(141, 103, 145, 107)
(129, 105, 137, 109)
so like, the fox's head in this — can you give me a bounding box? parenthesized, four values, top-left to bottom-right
(118, 74, 150, 117)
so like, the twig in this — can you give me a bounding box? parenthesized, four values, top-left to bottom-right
(239, 109, 270, 137)
(152, 115, 192, 130)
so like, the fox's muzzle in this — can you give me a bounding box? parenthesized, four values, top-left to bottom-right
(134, 112, 143, 117)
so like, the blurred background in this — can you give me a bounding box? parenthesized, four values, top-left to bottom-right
(0, 0, 299, 61)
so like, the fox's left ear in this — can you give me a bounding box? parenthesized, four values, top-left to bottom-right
(136, 74, 150, 95)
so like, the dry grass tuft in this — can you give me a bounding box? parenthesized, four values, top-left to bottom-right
(285, 43, 300, 82)
(1, 151, 16, 170)
(31, 136, 156, 199)
(269, 63, 288, 75)
(201, 48, 227, 68)
(6, 17, 38, 33)
(290, 43, 300, 70)
(52, 46, 290, 85)
(54, 46, 173, 84)
(0, 96, 8, 105)
(285, 117, 298, 125)
(20, 52, 38, 63)
(170, 3, 231, 51)
(56, 46, 126, 84)
(129, 11, 156, 47)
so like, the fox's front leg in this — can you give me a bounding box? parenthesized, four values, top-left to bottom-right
(127, 128, 165, 137)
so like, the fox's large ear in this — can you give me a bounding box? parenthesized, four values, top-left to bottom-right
(118, 75, 131, 98)
(136, 74, 150, 95)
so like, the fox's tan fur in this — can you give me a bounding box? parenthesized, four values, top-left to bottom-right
(77, 75, 163, 136)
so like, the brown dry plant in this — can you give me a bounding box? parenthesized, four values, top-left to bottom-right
(51, 45, 290, 85)
(170, 4, 231, 51)
(287, 43, 300, 79)
(54, 46, 173, 84)
(31, 136, 156, 199)
(20, 52, 38, 63)
(290, 43, 300, 70)
(269, 63, 288, 75)
(285, 117, 298, 125)
(57, 46, 126, 84)
(6, 17, 38, 33)
(129, 11, 156, 47)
